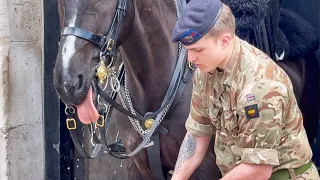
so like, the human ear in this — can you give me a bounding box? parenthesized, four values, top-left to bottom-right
(220, 34, 231, 48)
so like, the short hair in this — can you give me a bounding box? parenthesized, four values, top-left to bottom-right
(208, 3, 236, 38)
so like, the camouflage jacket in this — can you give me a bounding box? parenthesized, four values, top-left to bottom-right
(185, 37, 313, 175)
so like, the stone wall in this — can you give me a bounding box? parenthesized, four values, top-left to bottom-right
(0, 0, 44, 179)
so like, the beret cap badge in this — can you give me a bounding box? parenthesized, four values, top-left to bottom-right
(184, 36, 194, 43)
(179, 29, 201, 44)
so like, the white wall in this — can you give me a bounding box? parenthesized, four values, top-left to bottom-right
(0, 0, 44, 179)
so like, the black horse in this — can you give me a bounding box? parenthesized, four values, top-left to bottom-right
(54, 0, 220, 179)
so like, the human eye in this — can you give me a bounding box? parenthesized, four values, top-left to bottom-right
(194, 48, 202, 52)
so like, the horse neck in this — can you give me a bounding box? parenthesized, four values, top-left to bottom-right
(119, 0, 179, 115)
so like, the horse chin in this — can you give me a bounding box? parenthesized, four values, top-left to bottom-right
(76, 87, 99, 124)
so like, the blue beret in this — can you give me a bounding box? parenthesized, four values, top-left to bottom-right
(172, 0, 223, 45)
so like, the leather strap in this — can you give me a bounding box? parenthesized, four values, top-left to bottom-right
(170, 62, 195, 110)
(147, 130, 164, 180)
(96, 47, 187, 160)
(67, 115, 102, 159)
(65, 2, 190, 180)
(144, 48, 187, 179)
(96, 45, 187, 122)
(144, 1, 189, 178)
(66, 45, 187, 160)
(61, 27, 105, 47)
(66, 66, 125, 159)
(61, 0, 128, 59)
(144, 68, 183, 179)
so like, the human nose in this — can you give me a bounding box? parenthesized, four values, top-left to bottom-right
(187, 50, 196, 62)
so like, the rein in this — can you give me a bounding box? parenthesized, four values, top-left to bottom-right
(97, 47, 187, 159)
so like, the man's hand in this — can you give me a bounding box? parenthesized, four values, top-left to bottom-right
(171, 132, 211, 180)
(221, 163, 273, 180)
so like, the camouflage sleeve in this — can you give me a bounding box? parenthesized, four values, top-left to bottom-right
(236, 79, 290, 166)
(185, 70, 214, 136)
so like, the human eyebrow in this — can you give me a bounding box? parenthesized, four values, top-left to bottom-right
(187, 47, 202, 51)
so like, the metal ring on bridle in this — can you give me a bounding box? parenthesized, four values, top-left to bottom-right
(102, 76, 109, 90)
(106, 57, 114, 68)
(100, 52, 106, 61)
(111, 76, 121, 92)
(98, 103, 108, 112)
(65, 106, 75, 115)
(99, 43, 114, 68)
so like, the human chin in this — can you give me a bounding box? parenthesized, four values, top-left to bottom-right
(204, 64, 219, 73)
(196, 65, 212, 73)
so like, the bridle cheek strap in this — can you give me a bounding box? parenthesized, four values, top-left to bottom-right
(60, 0, 128, 58)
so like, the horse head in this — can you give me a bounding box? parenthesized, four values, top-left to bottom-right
(53, 0, 134, 124)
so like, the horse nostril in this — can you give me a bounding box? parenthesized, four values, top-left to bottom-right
(77, 74, 84, 91)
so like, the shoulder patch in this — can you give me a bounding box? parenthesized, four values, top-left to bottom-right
(244, 104, 259, 120)
(246, 93, 256, 102)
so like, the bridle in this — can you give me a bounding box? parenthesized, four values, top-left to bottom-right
(59, 0, 193, 179)
(60, 0, 130, 158)
(61, 0, 127, 68)
(59, 0, 191, 163)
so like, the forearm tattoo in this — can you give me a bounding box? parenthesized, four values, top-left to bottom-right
(174, 133, 197, 174)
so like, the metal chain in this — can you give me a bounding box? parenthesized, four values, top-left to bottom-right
(119, 82, 145, 137)
(117, 0, 182, 138)
(121, 73, 179, 138)
(174, 0, 182, 57)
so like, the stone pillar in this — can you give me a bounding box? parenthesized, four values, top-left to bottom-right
(0, 0, 10, 179)
(0, 0, 44, 179)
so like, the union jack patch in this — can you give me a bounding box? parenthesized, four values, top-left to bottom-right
(246, 93, 256, 102)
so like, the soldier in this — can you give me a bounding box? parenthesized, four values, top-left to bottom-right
(171, 0, 320, 179)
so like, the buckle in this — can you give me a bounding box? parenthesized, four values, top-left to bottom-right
(66, 118, 76, 130)
(106, 39, 115, 51)
(97, 115, 105, 127)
